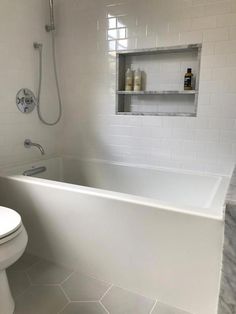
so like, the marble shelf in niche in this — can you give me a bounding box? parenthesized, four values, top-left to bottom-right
(117, 90, 198, 95)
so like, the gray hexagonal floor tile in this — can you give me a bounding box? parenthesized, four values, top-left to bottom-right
(62, 272, 111, 301)
(7, 270, 30, 298)
(101, 286, 155, 314)
(27, 260, 73, 284)
(14, 285, 68, 314)
(9, 253, 40, 272)
(151, 303, 191, 314)
(60, 302, 107, 314)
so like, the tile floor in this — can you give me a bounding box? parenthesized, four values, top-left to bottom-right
(7, 253, 192, 314)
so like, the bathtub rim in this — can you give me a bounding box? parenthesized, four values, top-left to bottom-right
(0, 169, 229, 222)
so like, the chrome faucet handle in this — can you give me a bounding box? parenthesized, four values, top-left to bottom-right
(16, 89, 36, 114)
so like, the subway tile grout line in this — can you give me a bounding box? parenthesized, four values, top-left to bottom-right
(149, 300, 158, 314)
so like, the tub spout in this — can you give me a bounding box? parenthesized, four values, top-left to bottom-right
(24, 139, 45, 155)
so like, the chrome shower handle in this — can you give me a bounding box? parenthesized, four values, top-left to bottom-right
(23, 166, 47, 176)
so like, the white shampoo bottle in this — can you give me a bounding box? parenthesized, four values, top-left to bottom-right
(125, 68, 133, 91)
(134, 69, 142, 91)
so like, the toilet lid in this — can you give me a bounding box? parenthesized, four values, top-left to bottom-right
(0, 206, 22, 239)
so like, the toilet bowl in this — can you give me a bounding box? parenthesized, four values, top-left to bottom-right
(0, 206, 28, 314)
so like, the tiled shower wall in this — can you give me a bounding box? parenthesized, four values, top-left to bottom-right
(57, 0, 236, 175)
(0, 0, 62, 168)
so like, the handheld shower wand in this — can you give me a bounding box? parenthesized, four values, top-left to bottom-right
(45, 0, 55, 32)
(33, 0, 62, 126)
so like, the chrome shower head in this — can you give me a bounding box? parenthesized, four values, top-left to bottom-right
(45, 0, 55, 32)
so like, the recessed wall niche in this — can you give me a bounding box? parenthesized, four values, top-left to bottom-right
(116, 44, 202, 117)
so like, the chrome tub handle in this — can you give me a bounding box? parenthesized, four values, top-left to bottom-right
(23, 166, 47, 177)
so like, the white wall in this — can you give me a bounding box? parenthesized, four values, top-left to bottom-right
(57, 0, 236, 175)
(1, 0, 236, 175)
(0, 0, 63, 168)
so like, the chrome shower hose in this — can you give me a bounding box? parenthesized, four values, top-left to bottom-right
(35, 31, 62, 126)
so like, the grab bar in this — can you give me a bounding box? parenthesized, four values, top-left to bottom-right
(23, 166, 47, 177)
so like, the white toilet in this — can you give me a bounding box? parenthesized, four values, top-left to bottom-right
(0, 206, 28, 314)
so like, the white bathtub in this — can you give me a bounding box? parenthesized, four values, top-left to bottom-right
(0, 157, 231, 314)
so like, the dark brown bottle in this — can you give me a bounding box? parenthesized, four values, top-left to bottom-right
(184, 68, 193, 90)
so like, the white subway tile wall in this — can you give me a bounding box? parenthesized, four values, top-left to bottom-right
(0, 0, 62, 168)
(56, 0, 236, 175)
(2, 0, 236, 175)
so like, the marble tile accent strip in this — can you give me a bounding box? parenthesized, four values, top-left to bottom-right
(218, 204, 236, 314)
(218, 166, 236, 314)
(226, 167, 236, 205)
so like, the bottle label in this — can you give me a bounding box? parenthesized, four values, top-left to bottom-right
(125, 78, 133, 91)
(134, 77, 141, 91)
(135, 78, 141, 86)
(184, 76, 192, 87)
